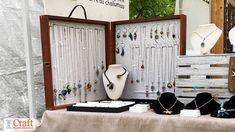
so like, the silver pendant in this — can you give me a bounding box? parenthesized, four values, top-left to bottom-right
(163, 110, 173, 115)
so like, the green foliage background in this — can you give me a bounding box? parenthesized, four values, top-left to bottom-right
(129, 0, 176, 19)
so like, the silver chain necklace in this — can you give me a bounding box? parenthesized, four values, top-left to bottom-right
(158, 98, 178, 114)
(194, 98, 213, 110)
(193, 28, 218, 48)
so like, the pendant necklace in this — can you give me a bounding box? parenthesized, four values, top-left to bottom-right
(134, 27, 138, 41)
(63, 26, 70, 100)
(158, 98, 178, 114)
(116, 42, 120, 54)
(84, 29, 89, 102)
(140, 26, 147, 83)
(75, 28, 82, 97)
(122, 27, 127, 38)
(128, 27, 133, 41)
(71, 27, 78, 97)
(150, 24, 157, 39)
(150, 46, 155, 91)
(159, 25, 166, 93)
(67, 27, 73, 96)
(99, 29, 105, 70)
(86, 30, 92, 92)
(50, 24, 58, 103)
(194, 98, 213, 110)
(94, 29, 100, 77)
(166, 25, 173, 89)
(130, 44, 135, 84)
(145, 44, 150, 97)
(135, 45, 140, 83)
(92, 29, 99, 89)
(120, 41, 125, 56)
(172, 23, 179, 88)
(57, 25, 64, 101)
(51, 24, 57, 102)
(155, 25, 162, 96)
(193, 28, 218, 48)
(116, 29, 121, 39)
(80, 28, 87, 102)
(163, 24, 170, 91)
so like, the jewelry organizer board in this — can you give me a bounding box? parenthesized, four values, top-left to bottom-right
(111, 15, 186, 100)
(40, 15, 111, 110)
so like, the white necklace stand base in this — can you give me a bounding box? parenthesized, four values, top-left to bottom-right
(102, 64, 129, 100)
(191, 24, 222, 54)
(180, 109, 201, 117)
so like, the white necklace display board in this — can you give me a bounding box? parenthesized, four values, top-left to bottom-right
(191, 24, 222, 54)
(114, 17, 185, 100)
(49, 20, 106, 106)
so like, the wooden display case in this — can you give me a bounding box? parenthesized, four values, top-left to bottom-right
(40, 15, 186, 110)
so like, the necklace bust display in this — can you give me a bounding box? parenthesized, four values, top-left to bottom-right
(191, 24, 222, 54)
(211, 95, 235, 118)
(185, 92, 220, 115)
(102, 64, 128, 100)
(151, 92, 184, 115)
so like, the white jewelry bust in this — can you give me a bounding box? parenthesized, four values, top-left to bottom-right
(102, 64, 128, 100)
(229, 26, 235, 50)
(191, 24, 222, 54)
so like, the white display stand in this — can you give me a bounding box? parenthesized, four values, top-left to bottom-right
(191, 24, 222, 54)
(103, 64, 128, 100)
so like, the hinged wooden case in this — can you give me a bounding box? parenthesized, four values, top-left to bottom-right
(40, 15, 186, 110)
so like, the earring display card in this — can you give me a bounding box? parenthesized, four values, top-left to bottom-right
(112, 15, 186, 100)
(40, 15, 110, 110)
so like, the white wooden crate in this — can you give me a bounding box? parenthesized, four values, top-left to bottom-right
(176, 54, 235, 99)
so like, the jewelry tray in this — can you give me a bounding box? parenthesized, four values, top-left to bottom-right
(40, 15, 186, 110)
(67, 101, 135, 113)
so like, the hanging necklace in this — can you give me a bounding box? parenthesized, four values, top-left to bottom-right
(104, 67, 127, 90)
(116, 29, 121, 39)
(194, 98, 213, 110)
(50, 24, 58, 103)
(145, 44, 150, 97)
(120, 41, 125, 56)
(130, 44, 135, 84)
(158, 98, 178, 114)
(122, 27, 127, 38)
(150, 46, 155, 91)
(140, 26, 146, 83)
(99, 29, 105, 70)
(135, 45, 140, 83)
(193, 28, 218, 48)
(128, 27, 134, 41)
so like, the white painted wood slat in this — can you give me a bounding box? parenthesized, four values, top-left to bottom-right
(176, 79, 228, 88)
(176, 67, 229, 76)
(176, 88, 232, 99)
(177, 55, 230, 65)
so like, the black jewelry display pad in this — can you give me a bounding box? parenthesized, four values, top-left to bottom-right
(40, 15, 186, 110)
(67, 104, 135, 113)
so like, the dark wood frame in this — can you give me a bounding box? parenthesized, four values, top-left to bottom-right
(40, 15, 186, 110)
(40, 15, 111, 110)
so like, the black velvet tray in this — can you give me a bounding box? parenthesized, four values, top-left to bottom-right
(67, 104, 135, 113)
